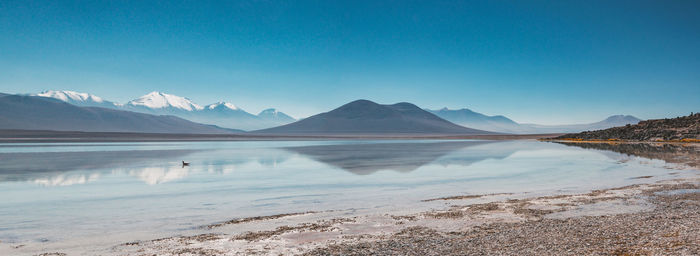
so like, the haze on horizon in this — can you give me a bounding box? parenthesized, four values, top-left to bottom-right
(1, 1, 699, 125)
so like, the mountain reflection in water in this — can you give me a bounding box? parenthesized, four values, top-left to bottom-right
(2, 140, 697, 245)
(0, 140, 522, 185)
(284, 141, 515, 175)
(0, 149, 198, 183)
(554, 141, 700, 167)
(5, 140, 694, 187)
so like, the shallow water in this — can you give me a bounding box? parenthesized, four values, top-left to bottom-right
(0, 140, 694, 245)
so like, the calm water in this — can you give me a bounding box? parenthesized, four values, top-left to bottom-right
(0, 140, 691, 244)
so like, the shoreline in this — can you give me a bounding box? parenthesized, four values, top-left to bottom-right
(10, 170, 694, 256)
(542, 138, 700, 144)
(124, 175, 700, 256)
(2, 140, 698, 255)
(0, 129, 560, 143)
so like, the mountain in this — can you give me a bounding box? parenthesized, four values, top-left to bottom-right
(34, 90, 121, 108)
(585, 115, 643, 130)
(0, 94, 239, 134)
(31, 90, 296, 131)
(123, 92, 295, 130)
(254, 100, 492, 134)
(201, 101, 256, 119)
(126, 91, 204, 113)
(29, 90, 639, 134)
(428, 108, 521, 133)
(430, 108, 641, 134)
(554, 113, 699, 142)
(187, 101, 261, 130)
(206, 101, 241, 111)
(522, 115, 642, 134)
(258, 108, 295, 123)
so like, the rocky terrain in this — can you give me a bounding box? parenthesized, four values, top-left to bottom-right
(101, 177, 700, 256)
(554, 113, 700, 142)
(304, 182, 700, 256)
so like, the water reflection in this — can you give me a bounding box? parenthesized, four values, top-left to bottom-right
(33, 173, 101, 186)
(5, 140, 694, 188)
(0, 149, 197, 184)
(2, 140, 697, 245)
(0, 141, 521, 186)
(0, 149, 197, 175)
(128, 166, 191, 185)
(284, 141, 513, 175)
(554, 142, 700, 167)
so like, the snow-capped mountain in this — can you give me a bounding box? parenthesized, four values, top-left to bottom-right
(122, 92, 297, 130)
(200, 101, 258, 119)
(34, 90, 120, 108)
(126, 91, 204, 112)
(205, 102, 240, 111)
(189, 101, 261, 130)
(31, 90, 296, 131)
(187, 103, 297, 131)
(1, 93, 237, 134)
(258, 108, 295, 123)
(29, 90, 296, 130)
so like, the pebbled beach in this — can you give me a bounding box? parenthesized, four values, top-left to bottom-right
(106, 175, 700, 256)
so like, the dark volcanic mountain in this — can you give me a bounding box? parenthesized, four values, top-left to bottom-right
(0, 94, 239, 134)
(554, 113, 699, 141)
(254, 100, 491, 134)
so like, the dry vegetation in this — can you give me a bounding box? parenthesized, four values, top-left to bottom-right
(552, 113, 700, 142)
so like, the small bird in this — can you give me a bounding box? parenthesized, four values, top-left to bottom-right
(182, 161, 190, 167)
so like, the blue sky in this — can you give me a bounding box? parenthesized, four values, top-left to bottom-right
(1, 0, 699, 124)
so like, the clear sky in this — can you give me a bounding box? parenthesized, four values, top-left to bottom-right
(1, 0, 699, 124)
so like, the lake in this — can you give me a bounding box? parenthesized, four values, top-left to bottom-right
(0, 140, 693, 248)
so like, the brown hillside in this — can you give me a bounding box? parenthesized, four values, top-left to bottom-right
(554, 113, 699, 142)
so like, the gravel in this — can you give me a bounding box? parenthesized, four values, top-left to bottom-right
(303, 188, 700, 256)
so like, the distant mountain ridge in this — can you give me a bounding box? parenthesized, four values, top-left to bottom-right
(429, 108, 641, 134)
(254, 100, 492, 135)
(33, 90, 296, 131)
(519, 115, 642, 133)
(0, 94, 239, 134)
(30, 90, 643, 134)
(35, 90, 121, 108)
(427, 108, 519, 133)
(258, 108, 296, 123)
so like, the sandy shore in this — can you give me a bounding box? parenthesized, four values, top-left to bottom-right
(81, 173, 697, 256)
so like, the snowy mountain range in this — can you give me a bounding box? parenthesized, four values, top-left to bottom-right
(36, 90, 122, 108)
(31, 90, 642, 134)
(0, 93, 237, 134)
(33, 90, 296, 131)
